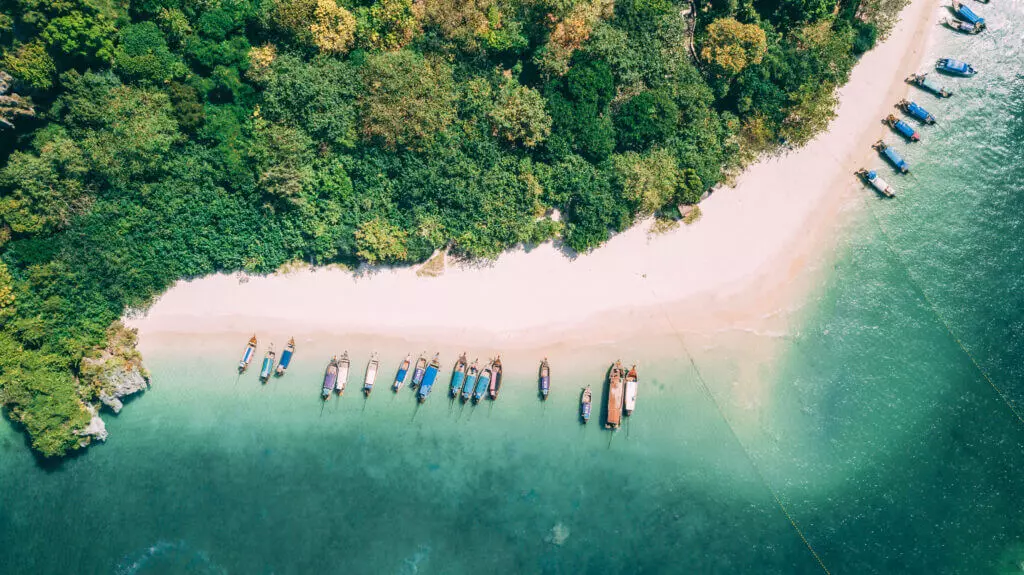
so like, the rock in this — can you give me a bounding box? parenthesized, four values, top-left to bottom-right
(75, 405, 108, 443)
(96, 365, 148, 414)
(80, 322, 150, 414)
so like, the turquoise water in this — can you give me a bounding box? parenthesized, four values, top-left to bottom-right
(3, 7, 1024, 573)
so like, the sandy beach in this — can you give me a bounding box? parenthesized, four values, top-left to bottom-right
(129, 0, 939, 360)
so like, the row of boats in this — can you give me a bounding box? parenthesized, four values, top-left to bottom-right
(579, 361, 639, 429)
(943, 1, 988, 35)
(238, 336, 295, 382)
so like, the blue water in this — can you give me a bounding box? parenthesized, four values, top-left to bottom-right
(2, 5, 1024, 573)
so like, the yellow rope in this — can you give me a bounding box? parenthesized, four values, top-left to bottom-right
(647, 291, 833, 575)
(864, 197, 1024, 427)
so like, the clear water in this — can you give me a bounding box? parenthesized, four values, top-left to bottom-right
(3, 6, 1024, 573)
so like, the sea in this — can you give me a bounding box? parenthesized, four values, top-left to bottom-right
(2, 5, 1023, 573)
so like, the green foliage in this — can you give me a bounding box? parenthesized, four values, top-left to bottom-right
(114, 21, 186, 84)
(359, 50, 455, 150)
(41, 11, 117, 65)
(614, 90, 678, 151)
(356, 216, 409, 263)
(488, 77, 552, 148)
(260, 54, 359, 150)
(2, 41, 56, 90)
(355, 0, 420, 51)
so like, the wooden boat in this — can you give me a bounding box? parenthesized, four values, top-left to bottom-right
(259, 345, 275, 383)
(275, 337, 295, 377)
(392, 354, 411, 392)
(473, 363, 491, 404)
(624, 364, 638, 416)
(936, 57, 977, 77)
(884, 114, 920, 142)
(238, 335, 258, 373)
(580, 386, 592, 424)
(856, 169, 896, 198)
(907, 73, 952, 98)
(488, 355, 503, 400)
(606, 361, 624, 429)
(363, 353, 379, 397)
(941, 17, 980, 35)
(411, 353, 428, 388)
(461, 359, 479, 402)
(449, 353, 467, 398)
(417, 353, 441, 403)
(951, 1, 985, 30)
(872, 140, 909, 174)
(322, 356, 339, 400)
(539, 358, 550, 400)
(896, 99, 936, 124)
(336, 351, 350, 395)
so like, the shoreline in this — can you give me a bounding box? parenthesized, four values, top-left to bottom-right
(128, 0, 938, 370)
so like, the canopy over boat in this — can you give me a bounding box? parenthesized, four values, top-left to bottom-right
(954, 2, 984, 26)
(902, 100, 935, 123)
(580, 386, 593, 423)
(322, 359, 339, 399)
(417, 355, 441, 402)
(462, 361, 479, 401)
(879, 144, 909, 172)
(275, 337, 295, 376)
(473, 367, 491, 403)
(909, 74, 952, 97)
(937, 58, 976, 76)
(539, 359, 550, 399)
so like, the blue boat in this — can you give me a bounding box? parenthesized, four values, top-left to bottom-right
(952, 1, 985, 29)
(473, 364, 492, 404)
(322, 356, 339, 400)
(274, 337, 295, 377)
(238, 335, 257, 373)
(908, 74, 952, 98)
(873, 140, 909, 173)
(411, 353, 427, 388)
(461, 360, 479, 402)
(259, 345, 276, 383)
(416, 354, 441, 403)
(449, 354, 467, 398)
(897, 99, 935, 124)
(539, 358, 550, 400)
(580, 386, 592, 424)
(392, 354, 411, 392)
(936, 58, 977, 77)
(884, 114, 920, 142)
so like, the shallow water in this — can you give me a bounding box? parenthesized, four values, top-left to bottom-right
(2, 5, 1024, 573)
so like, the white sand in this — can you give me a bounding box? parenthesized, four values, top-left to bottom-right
(128, 0, 938, 353)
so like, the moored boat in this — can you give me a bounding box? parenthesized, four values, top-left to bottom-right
(951, 1, 985, 30)
(624, 364, 638, 416)
(275, 337, 295, 377)
(259, 345, 275, 383)
(411, 353, 428, 388)
(363, 353, 379, 397)
(449, 353, 467, 398)
(856, 169, 896, 198)
(606, 361, 624, 429)
(936, 57, 977, 77)
(322, 356, 339, 400)
(539, 358, 550, 400)
(417, 353, 441, 403)
(872, 140, 909, 173)
(393, 354, 411, 392)
(473, 363, 492, 404)
(462, 359, 479, 402)
(941, 17, 980, 35)
(336, 351, 350, 395)
(488, 355, 503, 400)
(238, 335, 258, 373)
(884, 114, 920, 142)
(580, 386, 592, 424)
(896, 99, 936, 124)
(907, 73, 952, 98)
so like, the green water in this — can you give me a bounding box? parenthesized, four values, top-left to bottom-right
(3, 7, 1024, 573)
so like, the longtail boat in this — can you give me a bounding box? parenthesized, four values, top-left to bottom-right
(336, 351, 350, 395)
(856, 169, 896, 198)
(473, 363, 492, 404)
(951, 1, 985, 30)
(907, 73, 952, 98)
(884, 114, 920, 142)
(624, 364, 638, 416)
(606, 361, 624, 429)
(275, 337, 295, 377)
(461, 360, 479, 402)
(872, 140, 909, 174)
(393, 354, 411, 392)
(238, 335, 258, 373)
(363, 353, 379, 397)
(897, 99, 936, 124)
(417, 353, 441, 403)
(449, 353, 467, 398)
(539, 358, 550, 400)
(322, 356, 339, 400)
(942, 17, 980, 35)
(259, 345, 276, 383)
(936, 57, 977, 77)
(580, 386, 592, 424)
(411, 353, 428, 388)
(488, 355, 503, 400)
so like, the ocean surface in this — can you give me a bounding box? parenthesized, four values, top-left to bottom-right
(3, 6, 1024, 574)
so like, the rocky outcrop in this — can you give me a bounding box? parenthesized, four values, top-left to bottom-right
(75, 404, 108, 444)
(97, 365, 149, 413)
(79, 322, 150, 415)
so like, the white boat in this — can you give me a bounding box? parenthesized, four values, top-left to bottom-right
(336, 351, 350, 395)
(363, 353, 379, 397)
(624, 364, 638, 416)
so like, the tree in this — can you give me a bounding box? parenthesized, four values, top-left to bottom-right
(488, 78, 552, 148)
(355, 0, 421, 51)
(310, 0, 357, 54)
(701, 18, 767, 76)
(2, 41, 55, 90)
(40, 11, 117, 65)
(250, 119, 315, 201)
(420, 0, 491, 50)
(359, 50, 455, 150)
(614, 90, 678, 151)
(0, 261, 15, 323)
(534, 0, 614, 76)
(0, 128, 91, 234)
(611, 148, 679, 215)
(356, 217, 409, 263)
(261, 54, 360, 149)
(114, 21, 187, 84)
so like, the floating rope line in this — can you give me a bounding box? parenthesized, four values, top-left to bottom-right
(645, 289, 833, 575)
(863, 197, 1024, 427)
